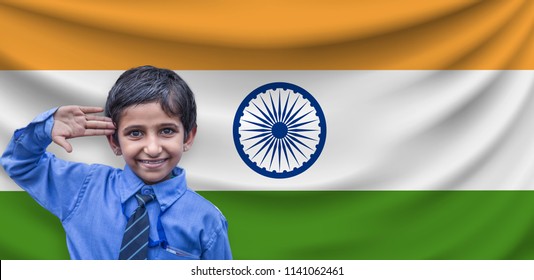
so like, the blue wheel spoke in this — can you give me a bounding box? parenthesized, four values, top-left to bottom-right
(280, 138, 292, 169)
(246, 133, 273, 152)
(281, 91, 291, 124)
(242, 132, 272, 142)
(288, 119, 318, 129)
(287, 134, 314, 151)
(288, 128, 318, 133)
(277, 139, 282, 171)
(282, 138, 299, 166)
(241, 128, 271, 132)
(243, 119, 271, 129)
(249, 105, 274, 126)
(277, 90, 283, 124)
(259, 137, 276, 165)
(253, 136, 275, 161)
(285, 135, 308, 158)
(287, 131, 318, 142)
(259, 95, 277, 125)
(269, 92, 279, 123)
(282, 95, 300, 123)
(269, 139, 279, 170)
(286, 110, 313, 127)
(284, 103, 307, 126)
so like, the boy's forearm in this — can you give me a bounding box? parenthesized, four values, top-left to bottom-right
(1, 108, 57, 178)
(1, 108, 96, 219)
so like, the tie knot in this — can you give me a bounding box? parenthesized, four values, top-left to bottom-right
(135, 193, 156, 207)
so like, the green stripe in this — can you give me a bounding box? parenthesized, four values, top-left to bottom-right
(1, 191, 534, 260)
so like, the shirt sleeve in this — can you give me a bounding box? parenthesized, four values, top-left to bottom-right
(1, 108, 94, 221)
(201, 216, 233, 260)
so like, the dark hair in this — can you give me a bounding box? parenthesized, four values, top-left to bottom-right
(105, 65, 197, 142)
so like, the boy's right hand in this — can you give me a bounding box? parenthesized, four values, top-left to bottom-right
(52, 106, 116, 153)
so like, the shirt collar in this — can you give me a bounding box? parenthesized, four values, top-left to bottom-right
(120, 165, 187, 212)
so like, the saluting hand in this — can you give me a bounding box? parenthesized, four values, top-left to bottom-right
(52, 106, 116, 153)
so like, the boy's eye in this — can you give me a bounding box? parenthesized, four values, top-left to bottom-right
(161, 128, 176, 135)
(128, 130, 143, 137)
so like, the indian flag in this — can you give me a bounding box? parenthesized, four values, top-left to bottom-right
(1, 0, 534, 260)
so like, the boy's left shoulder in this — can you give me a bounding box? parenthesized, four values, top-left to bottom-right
(182, 187, 226, 218)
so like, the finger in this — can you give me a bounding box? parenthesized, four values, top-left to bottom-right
(83, 128, 116, 136)
(52, 136, 73, 153)
(85, 115, 113, 122)
(85, 120, 116, 129)
(79, 106, 104, 114)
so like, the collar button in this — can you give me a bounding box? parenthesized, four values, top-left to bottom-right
(141, 187, 153, 196)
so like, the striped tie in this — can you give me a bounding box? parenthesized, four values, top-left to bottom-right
(119, 192, 156, 260)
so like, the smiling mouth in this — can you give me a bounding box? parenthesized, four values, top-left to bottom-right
(137, 159, 168, 167)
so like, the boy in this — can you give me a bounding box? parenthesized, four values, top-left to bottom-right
(1, 65, 232, 260)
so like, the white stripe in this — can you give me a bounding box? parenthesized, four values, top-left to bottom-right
(120, 225, 149, 252)
(126, 242, 148, 260)
(1, 71, 533, 190)
(124, 210, 147, 233)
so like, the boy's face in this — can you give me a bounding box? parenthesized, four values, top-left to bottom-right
(108, 102, 196, 185)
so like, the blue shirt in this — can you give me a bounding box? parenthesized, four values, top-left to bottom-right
(1, 108, 232, 260)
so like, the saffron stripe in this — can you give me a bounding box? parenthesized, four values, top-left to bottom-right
(0, 1, 532, 69)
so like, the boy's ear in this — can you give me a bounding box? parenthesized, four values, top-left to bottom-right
(107, 135, 122, 156)
(183, 126, 197, 152)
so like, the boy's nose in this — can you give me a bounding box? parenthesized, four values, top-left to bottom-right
(144, 138, 162, 157)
